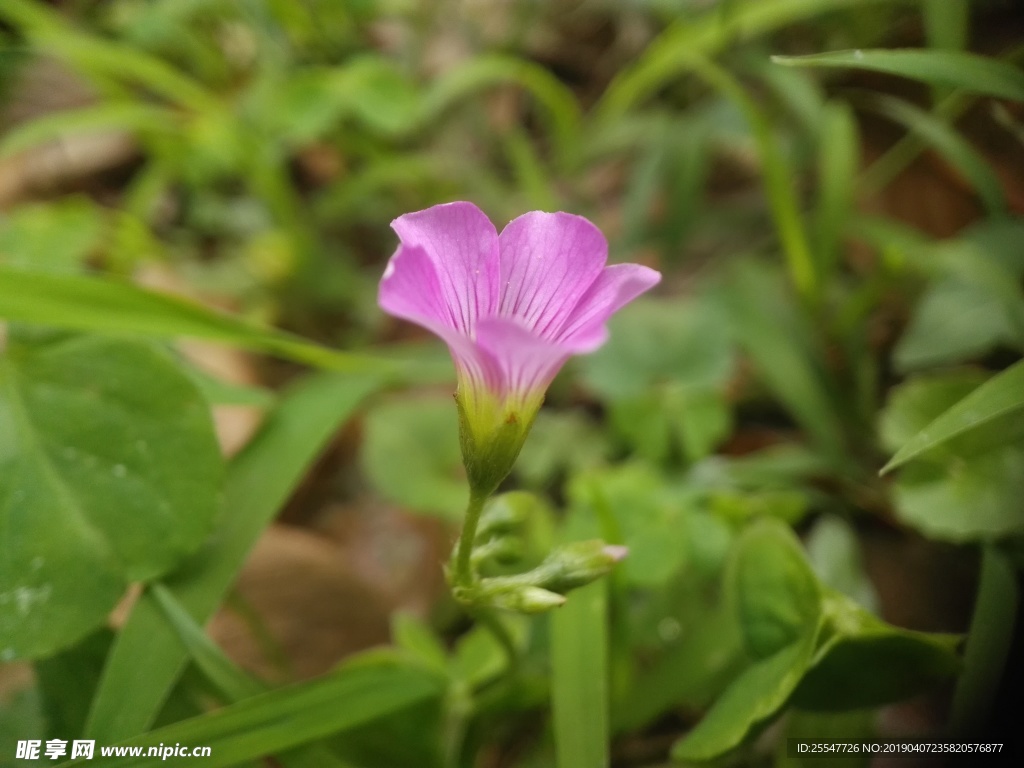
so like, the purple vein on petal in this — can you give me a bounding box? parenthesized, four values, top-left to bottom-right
(390, 202, 499, 334)
(558, 263, 662, 351)
(497, 212, 607, 342)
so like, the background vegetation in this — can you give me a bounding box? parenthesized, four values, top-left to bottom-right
(1, 0, 1022, 766)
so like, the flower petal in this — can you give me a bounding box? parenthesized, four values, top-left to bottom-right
(558, 263, 661, 351)
(474, 317, 573, 400)
(497, 212, 607, 341)
(391, 201, 500, 333)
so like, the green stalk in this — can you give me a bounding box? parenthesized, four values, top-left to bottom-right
(949, 545, 1018, 736)
(452, 490, 489, 590)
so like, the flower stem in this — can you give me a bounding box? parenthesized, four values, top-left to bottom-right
(453, 489, 488, 589)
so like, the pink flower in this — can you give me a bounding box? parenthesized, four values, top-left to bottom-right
(379, 201, 660, 492)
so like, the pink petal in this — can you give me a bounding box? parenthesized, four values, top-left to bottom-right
(558, 263, 662, 351)
(497, 212, 608, 341)
(391, 202, 500, 333)
(473, 317, 573, 400)
(378, 241, 450, 333)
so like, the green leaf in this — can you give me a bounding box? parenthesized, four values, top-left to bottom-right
(882, 361, 1024, 471)
(0, 267, 389, 373)
(814, 102, 860, 279)
(779, 710, 875, 768)
(392, 613, 449, 676)
(0, 332, 222, 660)
(0, 103, 175, 159)
(729, 519, 822, 660)
(792, 592, 961, 710)
(880, 371, 1024, 540)
(551, 580, 609, 768)
(723, 262, 845, 456)
(422, 54, 582, 162)
(360, 394, 465, 519)
(63, 658, 442, 768)
(148, 585, 354, 768)
(34, 629, 113, 740)
(855, 94, 1005, 214)
(772, 49, 1024, 102)
(671, 630, 819, 763)
(892, 447, 1024, 541)
(581, 297, 733, 401)
(86, 371, 385, 742)
(599, 0, 900, 120)
(806, 516, 878, 612)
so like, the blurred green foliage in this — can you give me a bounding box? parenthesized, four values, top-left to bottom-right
(1, 0, 1023, 766)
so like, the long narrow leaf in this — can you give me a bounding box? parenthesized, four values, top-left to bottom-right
(148, 585, 356, 768)
(0, 267, 390, 373)
(551, 581, 609, 768)
(598, 0, 903, 120)
(855, 93, 1006, 215)
(772, 49, 1024, 102)
(882, 359, 1024, 472)
(86, 371, 385, 741)
(69, 660, 441, 767)
(0, 104, 175, 158)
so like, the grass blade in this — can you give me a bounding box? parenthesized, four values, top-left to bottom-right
(86, 371, 385, 741)
(882, 359, 1024, 473)
(0, 267, 390, 373)
(551, 581, 609, 768)
(855, 93, 1006, 215)
(772, 49, 1024, 102)
(67, 659, 442, 767)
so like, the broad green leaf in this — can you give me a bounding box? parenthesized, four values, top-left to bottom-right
(63, 658, 442, 768)
(0, 332, 222, 659)
(86, 371, 384, 742)
(891, 447, 1024, 541)
(894, 280, 1020, 370)
(671, 630, 819, 762)
(360, 394, 465, 519)
(895, 222, 1024, 370)
(806, 516, 878, 612)
(581, 297, 733, 401)
(880, 371, 1024, 540)
(0, 267, 388, 373)
(613, 593, 745, 734)
(729, 520, 822, 660)
(34, 629, 113, 740)
(772, 49, 1024, 102)
(792, 592, 961, 710)
(551, 580, 609, 768)
(882, 360, 1024, 471)
(0, 688, 45, 768)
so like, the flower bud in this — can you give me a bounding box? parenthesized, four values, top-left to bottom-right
(538, 540, 629, 594)
(487, 585, 566, 614)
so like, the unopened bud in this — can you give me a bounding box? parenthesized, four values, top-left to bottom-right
(488, 585, 566, 614)
(539, 540, 629, 593)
